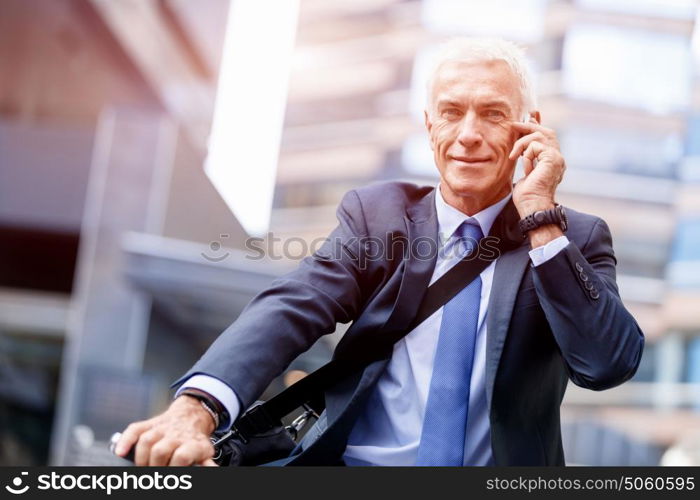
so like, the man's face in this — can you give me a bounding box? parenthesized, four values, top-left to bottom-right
(425, 59, 524, 212)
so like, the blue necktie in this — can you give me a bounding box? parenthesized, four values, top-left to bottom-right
(415, 221, 484, 466)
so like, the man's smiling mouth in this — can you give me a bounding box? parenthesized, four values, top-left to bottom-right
(451, 156, 492, 164)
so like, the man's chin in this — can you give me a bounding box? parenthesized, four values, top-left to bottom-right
(442, 177, 483, 196)
(441, 178, 510, 200)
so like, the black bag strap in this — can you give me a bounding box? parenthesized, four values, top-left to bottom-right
(232, 199, 523, 441)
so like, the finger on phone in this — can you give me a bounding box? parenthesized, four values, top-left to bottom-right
(510, 120, 538, 132)
(510, 131, 546, 160)
(522, 142, 545, 175)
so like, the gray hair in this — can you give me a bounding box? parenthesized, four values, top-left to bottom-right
(425, 37, 537, 118)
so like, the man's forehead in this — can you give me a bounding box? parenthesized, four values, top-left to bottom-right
(431, 59, 521, 108)
(435, 58, 514, 80)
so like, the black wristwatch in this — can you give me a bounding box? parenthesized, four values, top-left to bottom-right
(178, 388, 229, 429)
(518, 204, 568, 236)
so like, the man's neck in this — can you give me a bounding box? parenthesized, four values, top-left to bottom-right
(435, 183, 512, 239)
(439, 184, 512, 216)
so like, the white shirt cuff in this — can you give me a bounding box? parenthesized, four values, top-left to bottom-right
(175, 374, 241, 431)
(528, 236, 569, 267)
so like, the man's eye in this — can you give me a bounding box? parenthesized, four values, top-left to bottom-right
(485, 110, 506, 120)
(442, 108, 461, 119)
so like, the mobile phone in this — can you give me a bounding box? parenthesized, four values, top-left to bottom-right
(516, 112, 531, 140)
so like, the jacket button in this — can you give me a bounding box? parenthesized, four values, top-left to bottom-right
(585, 281, 594, 290)
(575, 262, 583, 272)
(579, 272, 589, 282)
(590, 289, 600, 300)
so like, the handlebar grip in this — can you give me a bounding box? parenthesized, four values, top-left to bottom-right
(109, 432, 135, 463)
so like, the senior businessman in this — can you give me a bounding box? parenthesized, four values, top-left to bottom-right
(116, 37, 644, 466)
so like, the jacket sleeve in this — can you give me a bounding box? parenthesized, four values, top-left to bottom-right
(170, 190, 371, 409)
(532, 218, 645, 391)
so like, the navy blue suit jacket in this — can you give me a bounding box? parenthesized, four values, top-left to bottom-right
(174, 181, 645, 465)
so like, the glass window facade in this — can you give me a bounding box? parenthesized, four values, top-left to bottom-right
(559, 125, 682, 178)
(562, 24, 692, 113)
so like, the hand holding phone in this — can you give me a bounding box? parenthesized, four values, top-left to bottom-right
(509, 112, 566, 219)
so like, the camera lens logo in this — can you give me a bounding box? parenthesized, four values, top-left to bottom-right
(5, 472, 29, 495)
(201, 234, 230, 262)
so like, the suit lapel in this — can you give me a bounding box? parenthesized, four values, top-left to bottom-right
(380, 190, 439, 336)
(325, 188, 439, 426)
(485, 241, 530, 411)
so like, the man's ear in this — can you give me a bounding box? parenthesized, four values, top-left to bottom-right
(424, 110, 432, 131)
(424, 110, 434, 150)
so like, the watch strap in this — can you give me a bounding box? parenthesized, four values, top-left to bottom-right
(178, 388, 229, 429)
(518, 204, 567, 235)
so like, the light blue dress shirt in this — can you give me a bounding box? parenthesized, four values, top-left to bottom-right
(177, 185, 569, 464)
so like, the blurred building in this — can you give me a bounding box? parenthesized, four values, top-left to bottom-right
(1, 0, 699, 466)
(0, 0, 308, 465)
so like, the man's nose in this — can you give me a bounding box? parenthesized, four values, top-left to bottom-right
(457, 114, 483, 148)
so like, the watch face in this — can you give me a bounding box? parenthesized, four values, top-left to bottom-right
(534, 211, 546, 223)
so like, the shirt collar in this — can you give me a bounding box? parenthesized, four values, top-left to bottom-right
(435, 183, 512, 241)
